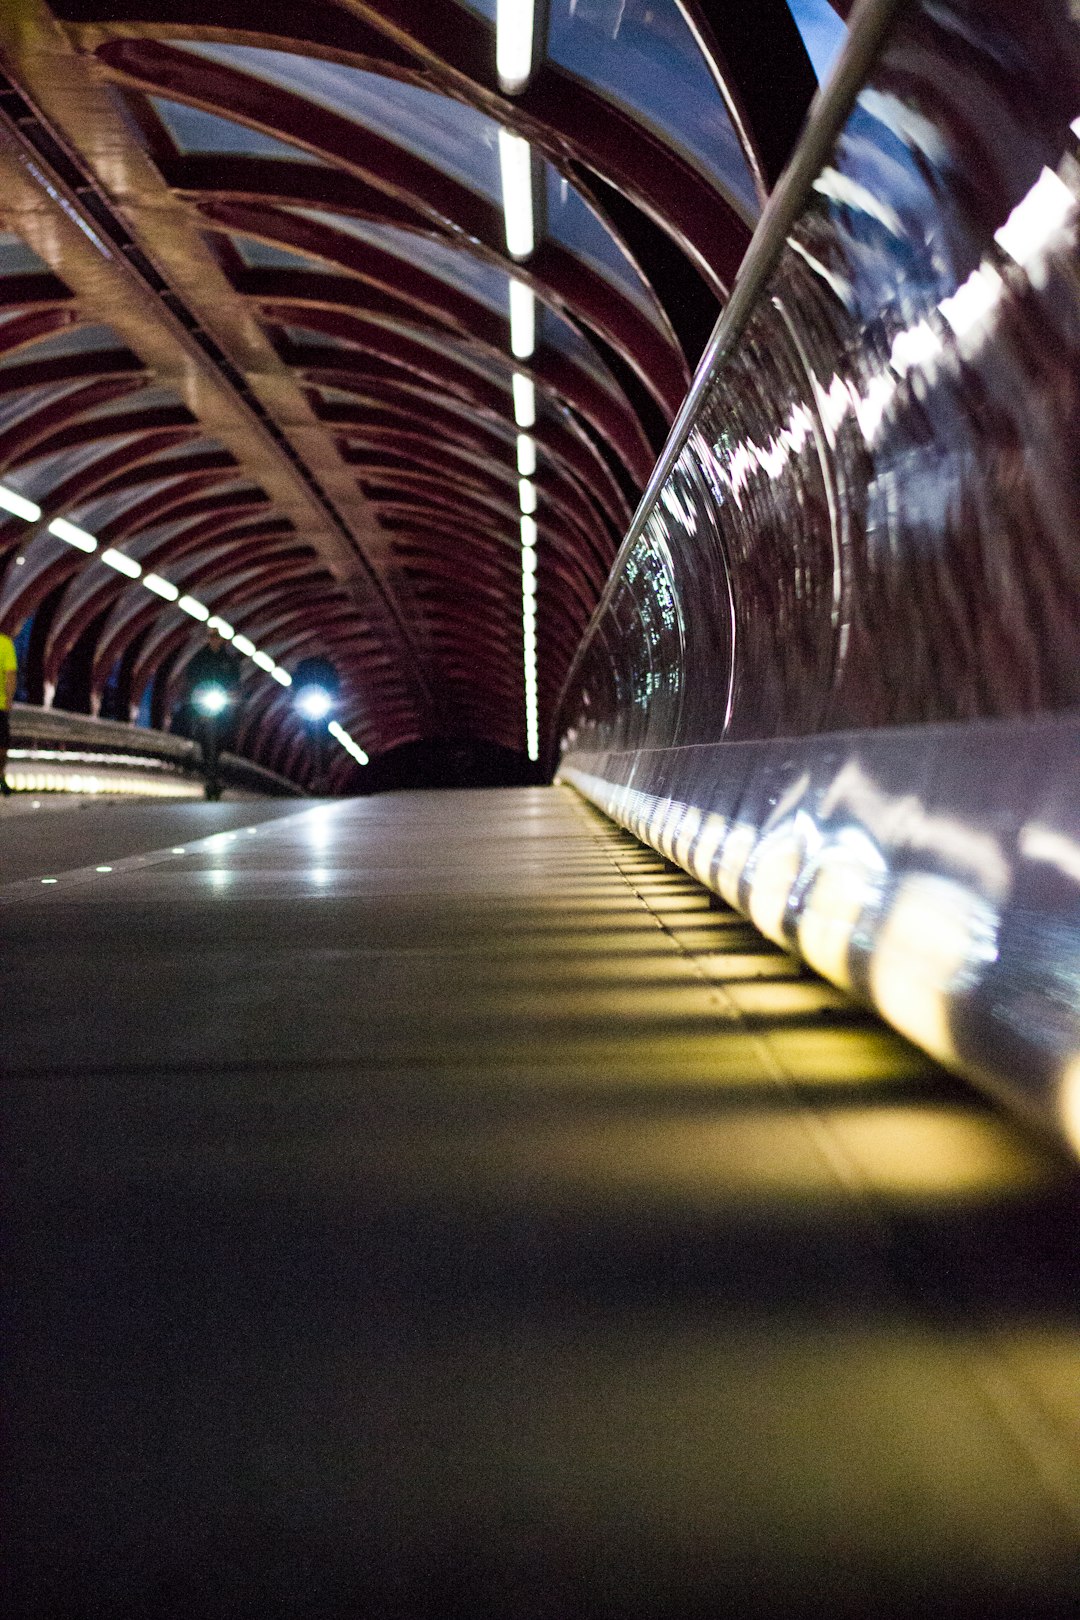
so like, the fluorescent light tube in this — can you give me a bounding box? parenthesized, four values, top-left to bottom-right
(49, 516, 97, 553)
(143, 573, 179, 601)
(496, 0, 536, 94)
(499, 129, 535, 258)
(0, 484, 41, 522)
(512, 372, 536, 427)
(101, 548, 142, 579)
(509, 280, 535, 358)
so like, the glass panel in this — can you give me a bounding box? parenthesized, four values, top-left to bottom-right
(75, 475, 254, 537)
(313, 379, 530, 453)
(0, 232, 48, 276)
(786, 0, 847, 86)
(382, 320, 513, 390)
(545, 0, 759, 217)
(73, 479, 191, 534)
(75, 385, 185, 422)
(538, 302, 622, 394)
(0, 382, 81, 433)
(229, 233, 328, 272)
(0, 323, 126, 367)
(292, 209, 511, 314)
(282, 323, 355, 351)
(543, 169, 661, 321)
(2, 438, 142, 503)
(149, 96, 323, 162)
(291, 206, 631, 389)
(175, 43, 663, 323)
(146, 438, 226, 465)
(175, 44, 504, 202)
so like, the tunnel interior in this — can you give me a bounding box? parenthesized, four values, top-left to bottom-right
(1, 2, 1080, 1617)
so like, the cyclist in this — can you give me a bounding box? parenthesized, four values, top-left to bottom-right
(184, 627, 241, 800)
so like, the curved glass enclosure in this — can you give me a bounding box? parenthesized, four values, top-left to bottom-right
(289, 210, 512, 315)
(545, 0, 759, 217)
(175, 44, 506, 202)
(786, 0, 847, 86)
(171, 43, 656, 324)
(148, 98, 323, 163)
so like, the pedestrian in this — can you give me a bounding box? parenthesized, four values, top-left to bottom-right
(0, 628, 16, 796)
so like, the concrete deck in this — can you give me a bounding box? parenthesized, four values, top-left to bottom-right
(2, 786, 1079, 1618)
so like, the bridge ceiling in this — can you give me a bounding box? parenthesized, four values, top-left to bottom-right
(0, 0, 831, 784)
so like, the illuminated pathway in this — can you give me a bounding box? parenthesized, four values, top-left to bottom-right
(3, 787, 1080, 1618)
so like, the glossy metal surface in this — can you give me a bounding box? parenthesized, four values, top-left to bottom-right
(558, 0, 1080, 1144)
(8, 700, 301, 796)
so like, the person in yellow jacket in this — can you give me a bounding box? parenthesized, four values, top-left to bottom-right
(0, 630, 16, 795)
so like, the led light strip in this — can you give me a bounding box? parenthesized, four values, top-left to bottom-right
(521, 512, 539, 761)
(328, 719, 369, 766)
(496, 108, 541, 762)
(0, 490, 373, 772)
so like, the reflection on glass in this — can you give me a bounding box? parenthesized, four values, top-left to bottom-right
(786, 0, 847, 86)
(545, 0, 759, 216)
(149, 96, 322, 162)
(176, 44, 505, 202)
(290, 210, 511, 312)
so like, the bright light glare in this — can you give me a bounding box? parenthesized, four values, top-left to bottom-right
(517, 434, 536, 476)
(178, 594, 210, 621)
(520, 513, 537, 548)
(232, 634, 256, 657)
(272, 666, 291, 686)
(518, 477, 537, 515)
(101, 547, 142, 579)
(49, 516, 97, 553)
(207, 616, 234, 639)
(498, 128, 535, 259)
(496, 0, 536, 94)
(297, 685, 334, 720)
(994, 165, 1075, 269)
(193, 683, 229, 717)
(144, 573, 179, 601)
(938, 264, 1001, 342)
(508, 280, 535, 358)
(889, 319, 941, 377)
(512, 372, 536, 427)
(0, 484, 41, 523)
(251, 649, 275, 673)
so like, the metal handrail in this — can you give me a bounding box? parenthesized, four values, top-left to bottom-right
(9, 702, 302, 796)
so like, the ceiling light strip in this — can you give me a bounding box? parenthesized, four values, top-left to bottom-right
(496, 0, 537, 95)
(498, 129, 535, 259)
(10, 506, 299, 713)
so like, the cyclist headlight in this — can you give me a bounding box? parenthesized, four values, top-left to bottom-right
(296, 685, 334, 721)
(193, 683, 229, 717)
